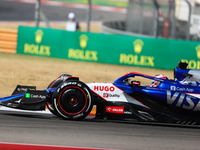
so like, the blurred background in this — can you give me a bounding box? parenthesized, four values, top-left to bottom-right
(0, 1, 200, 150)
(1, 0, 200, 41)
(0, 0, 200, 150)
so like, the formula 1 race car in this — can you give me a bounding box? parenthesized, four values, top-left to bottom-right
(1, 61, 200, 125)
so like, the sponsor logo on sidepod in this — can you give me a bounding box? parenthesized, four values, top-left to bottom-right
(103, 93, 120, 98)
(94, 86, 115, 92)
(170, 86, 194, 92)
(167, 90, 200, 111)
(103, 93, 109, 98)
(17, 88, 35, 92)
(25, 93, 46, 99)
(106, 106, 124, 114)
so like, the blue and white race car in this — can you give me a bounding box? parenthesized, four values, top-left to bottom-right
(1, 61, 200, 125)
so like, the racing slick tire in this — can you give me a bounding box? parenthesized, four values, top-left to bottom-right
(51, 80, 94, 120)
(46, 74, 73, 117)
(46, 81, 62, 117)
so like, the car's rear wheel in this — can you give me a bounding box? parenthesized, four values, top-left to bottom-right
(52, 80, 93, 120)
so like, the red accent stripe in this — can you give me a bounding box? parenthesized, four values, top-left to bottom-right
(46, 102, 51, 110)
(48, 74, 63, 89)
(64, 76, 79, 82)
(88, 113, 95, 117)
(112, 83, 123, 92)
(0, 143, 111, 150)
(185, 93, 200, 95)
(46, 75, 63, 110)
(122, 72, 155, 78)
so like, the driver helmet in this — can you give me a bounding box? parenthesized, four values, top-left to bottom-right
(150, 74, 168, 87)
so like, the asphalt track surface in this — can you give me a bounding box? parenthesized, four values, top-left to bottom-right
(0, 0, 125, 22)
(0, 109, 200, 150)
(1, 1, 200, 150)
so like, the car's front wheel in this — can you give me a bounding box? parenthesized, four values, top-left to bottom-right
(51, 80, 93, 120)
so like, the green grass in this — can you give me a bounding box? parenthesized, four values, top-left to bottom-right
(50, 0, 128, 8)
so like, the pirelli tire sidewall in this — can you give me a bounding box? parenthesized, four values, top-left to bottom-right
(46, 81, 62, 117)
(52, 80, 93, 120)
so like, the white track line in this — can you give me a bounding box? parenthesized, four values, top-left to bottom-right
(0, 106, 52, 114)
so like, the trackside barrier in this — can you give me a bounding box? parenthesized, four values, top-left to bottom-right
(0, 29, 17, 53)
(17, 26, 200, 70)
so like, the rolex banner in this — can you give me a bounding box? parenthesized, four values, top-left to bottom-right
(17, 26, 200, 70)
(17, 26, 63, 58)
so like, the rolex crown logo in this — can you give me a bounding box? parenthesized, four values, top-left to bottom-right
(196, 45, 200, 59)
(35, 29, 44, 44)
(133, 39, 144, 54)
(79, 34, 88, 49)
